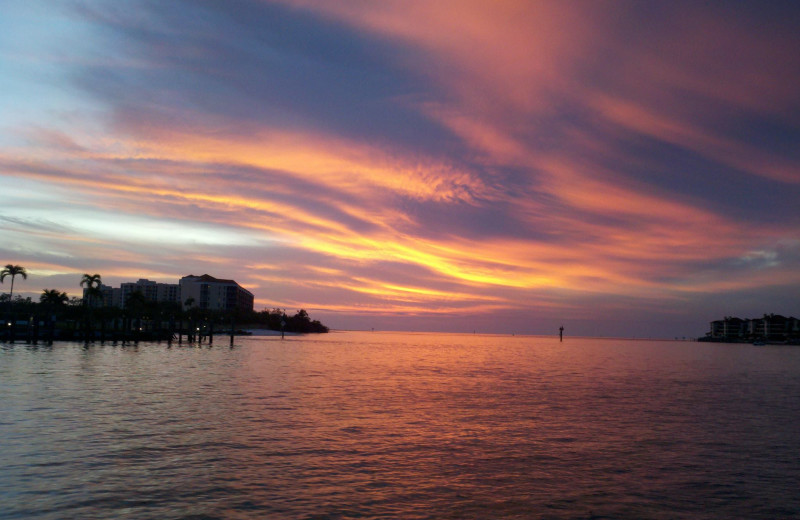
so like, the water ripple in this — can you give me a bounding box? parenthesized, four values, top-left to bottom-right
(2, 334, 800, 518)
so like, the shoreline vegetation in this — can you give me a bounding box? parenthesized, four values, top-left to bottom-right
(1, 265, 328, 344)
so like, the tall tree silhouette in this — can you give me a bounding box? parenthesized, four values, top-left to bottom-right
(80, 273, 103, 340)
(1, 264, 27, 307)
(41, 288, 68, 341)
(80, 273, 103, 305)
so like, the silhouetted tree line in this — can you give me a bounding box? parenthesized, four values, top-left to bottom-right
(2, 266, 328, 343)
(244, 308, 329, 333)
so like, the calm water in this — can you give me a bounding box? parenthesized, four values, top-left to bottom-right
(2, 332, 799, 519)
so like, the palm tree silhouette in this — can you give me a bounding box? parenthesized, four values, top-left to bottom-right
(80, 274, 105, 309)
(40, 288, 68, 306)
(81, 273, 103, 289)
(41, 289, 68, 342)
(1, 264, 27, 306)
(80, 273, 103, 341)
(2, 265, 27, 339)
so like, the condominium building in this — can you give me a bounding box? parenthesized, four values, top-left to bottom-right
(119, 279, 180, 307)
(83, 275, 253, 313)
(179, 274, 254, 313)
(708, 314, 799, 342)
(83, 283, 117, 308)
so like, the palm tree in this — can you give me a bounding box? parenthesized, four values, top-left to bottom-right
(2, 265, 27, 340)
(40, 289, 68, 306)
(80, 273, 103, 305)
(41, 289, 68, 342)
(80, 273, 102, 341)
(1, 264, 27, 305)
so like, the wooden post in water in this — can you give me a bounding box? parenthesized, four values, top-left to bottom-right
(32, 315, 39, 345)
(209, 320, 214, 345)
(167, 316, 173, 346)
(47, 314, 55, 345)
(559, 325, 564, 342)
(230, 315, 235, 346)
(83, 312, 90, 344)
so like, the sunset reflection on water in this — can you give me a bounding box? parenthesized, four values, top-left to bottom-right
(2, 332, 799, 519)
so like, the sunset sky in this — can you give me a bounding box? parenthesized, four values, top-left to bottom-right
(1, 1, 798, 337)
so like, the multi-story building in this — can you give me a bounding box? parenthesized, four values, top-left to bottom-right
(83, 283, 118, 308)
(710, 317, 747, 340)
(119, 279, 181, 308)
(179, 274, 254, 313)
(83, 275, 253, 313)
(708, 314, 799, 343)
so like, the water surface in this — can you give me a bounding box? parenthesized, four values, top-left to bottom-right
(2, 332, 799, 519)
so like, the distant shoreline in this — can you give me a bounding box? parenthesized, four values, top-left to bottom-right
(321, 330, 699, 341)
